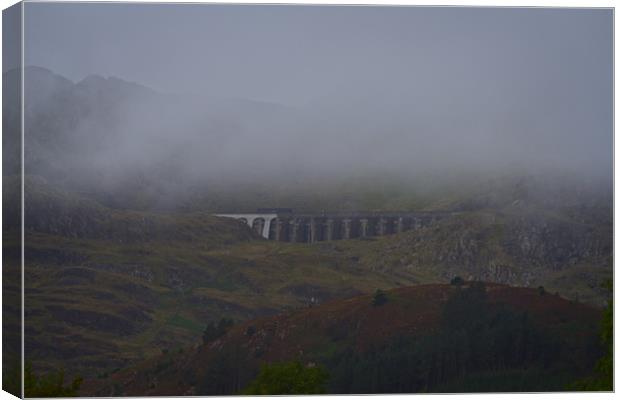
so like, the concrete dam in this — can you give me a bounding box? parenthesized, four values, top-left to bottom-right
(214, 209, 450, 243)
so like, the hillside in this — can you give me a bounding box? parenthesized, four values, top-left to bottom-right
(11, 177, 427, 377)
(82, 282, 603, 395)
(333, 205, 612, 306)
(5, 175, 257, 244)
(7, 175, 611, 381)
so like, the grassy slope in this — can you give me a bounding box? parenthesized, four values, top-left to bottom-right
(18, 232, 426, 377)
(82, 283, 602, 396)
(21, 224, 610, 379)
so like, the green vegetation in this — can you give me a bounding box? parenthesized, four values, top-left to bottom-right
(202, 318, 234, 345)
(3, 359, 21, 397)
(571, 279, 613, 391)
(24, 362, 82, 397)
(243, 361, 329, 395)
(167, 314, 204, 333)
(450, 276, 464, 286)
(3, 361, 82, 397)
(372, 289, 388, 306)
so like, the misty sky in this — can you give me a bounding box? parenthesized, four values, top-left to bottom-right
(23, 5, 611, 103)
(16, 4, 615, 180)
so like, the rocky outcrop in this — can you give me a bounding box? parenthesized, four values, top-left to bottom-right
(374, 205, 612, 305)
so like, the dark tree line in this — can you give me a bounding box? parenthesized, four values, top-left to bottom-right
(571, 279, 613, 391)
(322, 282, 601, 393)
(202, 318, 234, 345)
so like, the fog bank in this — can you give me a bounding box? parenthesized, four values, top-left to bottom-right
(6, 5, 612, 210)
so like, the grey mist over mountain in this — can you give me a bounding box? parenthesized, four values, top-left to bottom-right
(5, 4, 613, 211)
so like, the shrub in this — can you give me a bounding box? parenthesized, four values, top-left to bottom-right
(450, 276, 465, 286)
(24, 362, 83, 397)
(571, 279, 612, 391)
(246, 325, 257, 337)
(372, 289, 388, 306)
(203, 317, 234, 345)
(243, 361, 328, 394)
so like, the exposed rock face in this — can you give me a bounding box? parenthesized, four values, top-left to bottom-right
(426, 215, 609, 273)
(382, 205, 612, 304)
(503, 214, 611, 270)
(405, 177, 611, 301)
